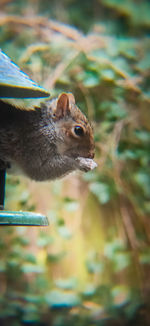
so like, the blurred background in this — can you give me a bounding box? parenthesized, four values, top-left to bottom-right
(0, 0, 150, 325)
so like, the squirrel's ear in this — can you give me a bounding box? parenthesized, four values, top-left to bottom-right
(67, 93, 75, 104)
(55, 93, 70, 119)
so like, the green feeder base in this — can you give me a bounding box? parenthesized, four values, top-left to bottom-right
(0, 170, 49, 226)
(0, 211, 49, 226)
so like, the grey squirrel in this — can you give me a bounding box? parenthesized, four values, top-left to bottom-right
(0, 92, 97, 181)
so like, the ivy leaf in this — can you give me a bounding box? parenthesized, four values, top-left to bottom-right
(57, 225, 72, 239)
(90, 182, 110, 204)
(55, 277, 77, 290)
(45, 290, 81, 308)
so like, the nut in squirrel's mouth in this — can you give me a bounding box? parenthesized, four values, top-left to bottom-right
(76, 157, 97, 172)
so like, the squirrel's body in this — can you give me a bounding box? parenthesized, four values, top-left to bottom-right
(0, 94, 96, 181)
(0, 50, 96, 181)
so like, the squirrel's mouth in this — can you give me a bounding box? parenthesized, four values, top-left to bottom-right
(62, 144, 95, 160)
(87, 152, 94, 159)
(76, 152, 94, 160)
(77, 145, 95, 160)
(81, 149, 95, 159)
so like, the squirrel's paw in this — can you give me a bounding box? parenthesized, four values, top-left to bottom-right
(76, 157, 97, 172)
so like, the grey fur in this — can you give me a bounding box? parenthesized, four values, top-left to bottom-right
(0, 97, 96, 181)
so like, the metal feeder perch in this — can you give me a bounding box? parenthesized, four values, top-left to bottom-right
(0, 169, 49, 226)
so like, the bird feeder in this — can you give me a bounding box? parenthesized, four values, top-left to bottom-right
(0, 50, 50, 226)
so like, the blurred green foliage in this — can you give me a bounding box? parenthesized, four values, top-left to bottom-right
(0, 0, 150, 324)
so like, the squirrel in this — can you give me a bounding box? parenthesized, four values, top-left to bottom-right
(0, 92, 97, 181)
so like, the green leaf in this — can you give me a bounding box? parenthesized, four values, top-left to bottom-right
(45, 290, 81, 308)
(86, 260, 104, 274)
(55, 277, 77, 290)
(77, 71, 100, 87)
(47, 252, 66, 263)
(113, 253, 130, 272)
(104, 239, 126, 258)
(57, 225, 72, 239)
(135, 130, 150, 142)
(82, 283, 96, 297)
(21, 264, 45, 274)
(101, 69, 115, 81)
(140, 249, 150, 264)
(111, 285, 129, 306)
(63, 197, 79, 212)
(133, 171, 150, 197)
(37, 234, 54, 247)
(25, 253, 37, 264)
(137, 53, 150, 71)
(0, 262, 6, 272)
(89, 182, 110, 204)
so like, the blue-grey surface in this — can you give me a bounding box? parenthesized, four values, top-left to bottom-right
(0, 50, 50, 98)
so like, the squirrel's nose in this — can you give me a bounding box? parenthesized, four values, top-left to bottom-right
(88, 152, 94, 159)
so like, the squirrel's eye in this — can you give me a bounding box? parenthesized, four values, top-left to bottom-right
(74, 126, 84, 137)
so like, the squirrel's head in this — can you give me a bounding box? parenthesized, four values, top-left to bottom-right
(49, 93, 95, 160)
